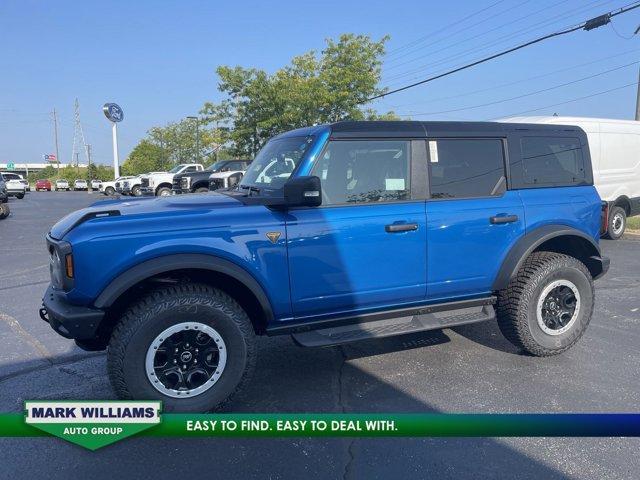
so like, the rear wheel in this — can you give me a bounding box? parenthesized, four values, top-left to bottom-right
(16, 193, 24, 199)
(496, 252, 594, 356)
(605, 206, 626, 240)
(107, 283, 256, 412)
(105, 186, 115, 196)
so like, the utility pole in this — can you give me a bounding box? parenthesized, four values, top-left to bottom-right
(635, 25, 640, 121)
(52, 108, 61, 174)
(86, 144, 93, 195)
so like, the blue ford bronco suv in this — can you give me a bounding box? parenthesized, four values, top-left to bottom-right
(41, 121, 609, 411)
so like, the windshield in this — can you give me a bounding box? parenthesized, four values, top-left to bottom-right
(206, 161, 227, 172)
(168, 165, 184, 173)
(240, 136, 314, 191)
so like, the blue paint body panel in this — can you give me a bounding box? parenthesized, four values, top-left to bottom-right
(47, 121, 605, 334)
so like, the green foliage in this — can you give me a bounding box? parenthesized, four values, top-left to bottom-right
(200, 33, 397, 157)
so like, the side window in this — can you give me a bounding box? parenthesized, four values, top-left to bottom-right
(186, 166, 197, 172)
(428, 139, 505, 199)
(520, 137, 585, 186)
(311, 140, 411, 206)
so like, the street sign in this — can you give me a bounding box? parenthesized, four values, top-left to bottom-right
(103, 103, 124, 123)
(7, 162, 14, 170)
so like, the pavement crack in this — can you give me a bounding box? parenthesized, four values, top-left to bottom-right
(0, 312, 52, 362)
(338, 346, 356, 480)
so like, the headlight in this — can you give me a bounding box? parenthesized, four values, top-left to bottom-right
(48, 239, 74, 291)
(181, 177, 191, 189)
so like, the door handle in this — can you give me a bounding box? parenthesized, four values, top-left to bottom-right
(490, 214, 519, 224)
(385, 223, 419, 233)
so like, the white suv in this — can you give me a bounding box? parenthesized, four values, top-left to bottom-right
(1, 173, 26, 199)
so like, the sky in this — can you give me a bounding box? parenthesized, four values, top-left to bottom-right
(1, 0, 639, 166)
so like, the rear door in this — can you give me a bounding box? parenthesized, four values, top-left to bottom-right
(425, 137, 525, 301)
(286, 139, 428, 319)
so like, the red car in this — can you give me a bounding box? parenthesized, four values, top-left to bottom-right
(35, 179, 52, 191)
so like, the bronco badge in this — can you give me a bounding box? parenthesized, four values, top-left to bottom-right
(266, 232, 281, 244)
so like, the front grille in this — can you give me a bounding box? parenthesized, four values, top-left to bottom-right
(141, 178, 149, 188)
(173, 178, 182, 190)
(115, 182, 120, 188)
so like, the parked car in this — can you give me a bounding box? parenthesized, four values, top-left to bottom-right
(3, 172, 30, 193)
(41, 120, 609, 412)
(91, 179, 102, 191)
(119, 176, 142, 196)
(172, 160, 251, 194)
(55, 179, 70, 191)
(74, 179, 88, 191)
(140, 164, 204, 196)
(1, 173, 26, 199)
(501, 116, 640, 239)
(35, 179, 52, 191)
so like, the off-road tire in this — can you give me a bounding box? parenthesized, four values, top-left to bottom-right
(105, 186, 115, 196)
(131, 185, 141, 197)
(496, 251, 594, 356)
(16, 193, 24, 199)
(605, 206, 626, 240)
(107, 283, 256, 412)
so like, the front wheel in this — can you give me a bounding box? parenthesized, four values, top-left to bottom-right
(496, 252, 594, 356)
(605, 206, 626, 240)
(156, 187, 172, 197)
(16, 193, 24, 199)
(105, 187, 115, 196)
(131, 185, 141, 196)
(107, 284, 256, 412)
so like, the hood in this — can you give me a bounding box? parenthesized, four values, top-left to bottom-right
(49, 192, 242, 240)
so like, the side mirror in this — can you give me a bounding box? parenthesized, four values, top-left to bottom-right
(283, 176, 322, 207)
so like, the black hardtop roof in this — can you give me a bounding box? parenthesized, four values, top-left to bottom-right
(329, 120, 584, 138)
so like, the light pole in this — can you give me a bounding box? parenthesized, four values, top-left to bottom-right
(187, 116, 200, 164)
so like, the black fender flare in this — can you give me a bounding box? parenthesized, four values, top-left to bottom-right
(93, 254, 274, 323)
(492, 225, 603, 291)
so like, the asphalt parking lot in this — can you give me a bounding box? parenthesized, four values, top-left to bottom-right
(0, 191, 639, 479)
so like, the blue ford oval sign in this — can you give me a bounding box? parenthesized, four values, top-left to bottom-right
(103, 103, 124, 123)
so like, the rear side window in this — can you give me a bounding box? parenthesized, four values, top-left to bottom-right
(428, 139, 506, 199)
(520, 137, 585, 186)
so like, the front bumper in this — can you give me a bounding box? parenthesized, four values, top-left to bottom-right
(40, 285, 104, 340)
(140, 187, 155, 196)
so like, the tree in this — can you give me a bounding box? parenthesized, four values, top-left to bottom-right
(86, 163, 98, 182)
(121, 139, 171, 176)
(200, 34, 397, 157)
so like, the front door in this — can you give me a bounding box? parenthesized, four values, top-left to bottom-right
(424, 137, 525, 301)
(286, 139, 427, 320)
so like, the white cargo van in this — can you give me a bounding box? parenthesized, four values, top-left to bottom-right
(500, 116, 640, 239)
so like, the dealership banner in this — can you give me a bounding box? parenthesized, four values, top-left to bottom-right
(2, 405, 640, 450)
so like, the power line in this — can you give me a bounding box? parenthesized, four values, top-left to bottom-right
(384, 0, 532, 66)
(494, 82, 637, 118)
(384, 0, 509, 58)
(383, 0, 572, 74)
(382, 0, 612, 84)
(385, 48, 640, 110)
(396, 61, 638, 117)
(364, 1, 640, 104)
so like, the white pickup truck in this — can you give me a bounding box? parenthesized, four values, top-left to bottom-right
(139, 164, 204, 196)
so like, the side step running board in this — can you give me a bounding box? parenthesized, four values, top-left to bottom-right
(292, 304, 495, 347)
